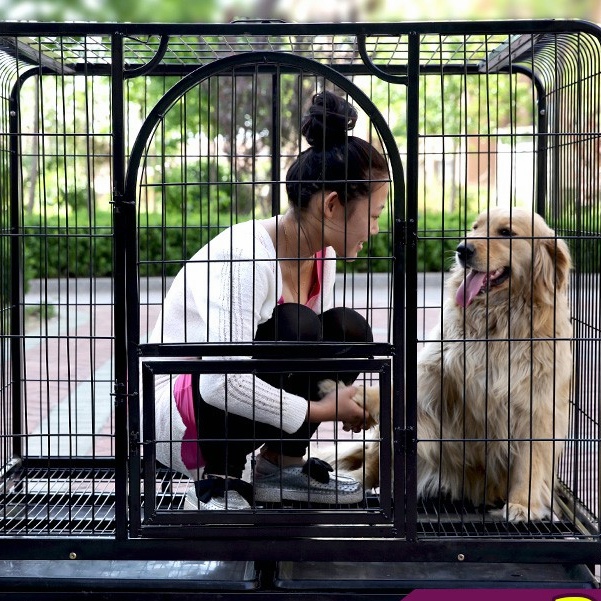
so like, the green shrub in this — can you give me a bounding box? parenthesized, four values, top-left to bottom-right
(416, 209, 477, 272)
(23, 211, 114, 279)
(23, 208, 482, 279)
(23, 209, 247, 279)
(20, 204, 601, 284)
(138, 221, 227, 278)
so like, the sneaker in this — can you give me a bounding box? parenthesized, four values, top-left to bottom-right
(184, 475, 252, 511)
(253, 456, 364, 505)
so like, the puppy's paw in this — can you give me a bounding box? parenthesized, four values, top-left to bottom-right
(490, 502, 552, 522)
(351, 387, 379, 429)
(490, 503, 529, 522)
(361, 387, 381, 426)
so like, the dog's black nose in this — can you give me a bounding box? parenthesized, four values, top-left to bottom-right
(456, 242, 475, 265)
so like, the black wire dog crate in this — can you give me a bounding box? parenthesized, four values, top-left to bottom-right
(0, 19, 600, 591)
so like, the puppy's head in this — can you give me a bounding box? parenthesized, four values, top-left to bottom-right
(453, 208, 571, 308)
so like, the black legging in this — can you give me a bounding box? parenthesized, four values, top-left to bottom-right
(194, 304, 373, 478)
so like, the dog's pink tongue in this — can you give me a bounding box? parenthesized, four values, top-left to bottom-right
(456, 270, 487, 307)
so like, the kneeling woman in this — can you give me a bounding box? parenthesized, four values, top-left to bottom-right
(148, 90, 389, 510)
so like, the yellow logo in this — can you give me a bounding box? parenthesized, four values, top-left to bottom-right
(555, 597, 595, 601)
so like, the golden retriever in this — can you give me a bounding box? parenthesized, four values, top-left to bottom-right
(325, 208, 573, 522)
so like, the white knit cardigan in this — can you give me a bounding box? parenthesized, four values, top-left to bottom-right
(148, 219, 336, 477)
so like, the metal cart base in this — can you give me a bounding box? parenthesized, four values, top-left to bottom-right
(0, 560, 595, 600)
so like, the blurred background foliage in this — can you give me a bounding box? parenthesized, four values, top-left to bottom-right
(6, 0, 601, 281)
(1, 0, 600, 23)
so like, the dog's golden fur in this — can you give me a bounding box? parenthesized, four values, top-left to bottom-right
(325, 208, 573, 521)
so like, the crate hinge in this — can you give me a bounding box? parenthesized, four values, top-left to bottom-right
(395, 426, 416, 453)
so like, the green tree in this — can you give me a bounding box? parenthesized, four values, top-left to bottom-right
(0, 0, 218, 22)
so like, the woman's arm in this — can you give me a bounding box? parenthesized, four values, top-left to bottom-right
(191, 233, 309, 434)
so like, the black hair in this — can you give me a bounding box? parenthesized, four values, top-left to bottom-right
(285, 90, 389, 215)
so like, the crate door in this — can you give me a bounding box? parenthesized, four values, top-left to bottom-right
(124, 51, 405, 538)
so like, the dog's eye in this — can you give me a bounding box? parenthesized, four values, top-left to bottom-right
(498, 227, 516, 237)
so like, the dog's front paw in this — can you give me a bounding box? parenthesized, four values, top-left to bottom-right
(352, 387, 379, 429)
(317, 380, 379, 429)
(490, 502, 552, 522)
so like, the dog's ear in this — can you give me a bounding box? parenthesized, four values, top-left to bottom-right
(533, 233, 572, 302)
(551, 237, 572, 293)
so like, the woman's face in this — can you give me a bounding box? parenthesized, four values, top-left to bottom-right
(325, 182, 389, 259)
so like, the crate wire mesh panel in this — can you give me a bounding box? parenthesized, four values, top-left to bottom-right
(136, 360, 393, 538)
(0, 22, 598, 565)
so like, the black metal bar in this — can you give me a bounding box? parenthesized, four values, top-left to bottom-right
(390, 101, 407, 539)
(65, 62, 501, 79)
(403, 30, 421, 542)
(21, 457, 116, 470)
(141, 358, 390, 376)
(110, 31, 128, 542)
(271, 70, 281, 216)
(8, 73, 29, 461)
(139, 364, 156, 537)
(0, 19, 600, 38)
(144, 507, 393, 530)
(375, 364, 394, 521)
(123, 34, 169, 79)
(0, 536, 596, 564)
(506, 66, 550, 219)
(141, 523, 399, 537)
(357, 33, 408, 85)
(138, 341, 392, 358)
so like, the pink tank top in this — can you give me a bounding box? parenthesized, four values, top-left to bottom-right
(278, 249, 325, 308)
(173, 373, 205, 471)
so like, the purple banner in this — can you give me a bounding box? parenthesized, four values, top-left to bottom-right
(406, 591, 601, 601)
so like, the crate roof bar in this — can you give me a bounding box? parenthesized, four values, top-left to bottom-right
(0, 20, 599, 79)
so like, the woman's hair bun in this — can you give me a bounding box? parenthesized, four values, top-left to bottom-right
(301, 90, 358, 150)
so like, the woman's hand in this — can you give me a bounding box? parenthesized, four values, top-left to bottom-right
(307, 385, 371, 432)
